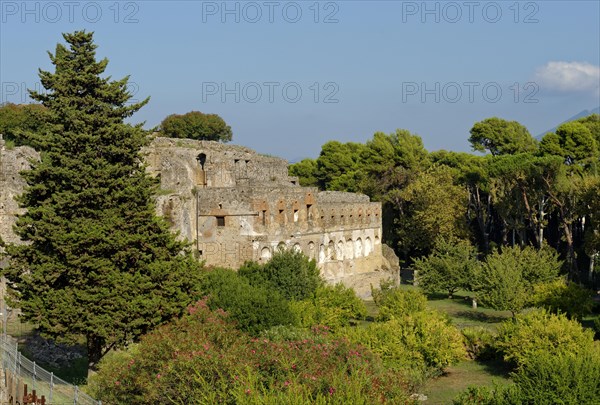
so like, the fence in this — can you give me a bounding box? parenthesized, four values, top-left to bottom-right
(0, 334, 101, 405)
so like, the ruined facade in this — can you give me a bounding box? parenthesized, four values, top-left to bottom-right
(0, 137, 38, 248)
(145, 137, 397, 295)
(0, 136, 397, 296)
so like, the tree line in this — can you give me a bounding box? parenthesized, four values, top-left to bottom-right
(289, 116, 600, 286)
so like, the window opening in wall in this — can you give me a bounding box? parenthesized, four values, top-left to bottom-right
(216, 216, 225, 227)
(218, 203, 222, 209)
(293, 209, 299, 222)
(261, 210, 267, 225)
(197, 153, 207, 170)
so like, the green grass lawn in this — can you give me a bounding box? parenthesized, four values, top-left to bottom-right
(422, 359, 512, 404)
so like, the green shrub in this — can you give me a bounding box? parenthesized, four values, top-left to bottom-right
(474, 246, 562, 315)
(413, 237, 479, 298)
(343, 310, 466, 377)
(495, 309, 595, 369)
(531, 278, 594, 319)
(455, 344, 600, 405)
(290, 284, 367, 330)
(372, 286, 428, 321)
(199, 268, 295, 335)
(461, 327, 497, 360)
(453, 385, 525, 405)
(258, 324, 330, 343)
(239, 250, 323, 301)
(508, 345, 600, 404)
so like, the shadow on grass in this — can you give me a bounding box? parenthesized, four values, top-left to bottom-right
(478, 357, 513, 379)
(454, 310, 508, 324)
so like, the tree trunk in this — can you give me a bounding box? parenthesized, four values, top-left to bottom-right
(589, 251, 597, 284)
(87, 334, 105, 377)
(563, 222, 577, 281)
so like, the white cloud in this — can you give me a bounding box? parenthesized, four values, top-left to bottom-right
(534, 61, 600, 94)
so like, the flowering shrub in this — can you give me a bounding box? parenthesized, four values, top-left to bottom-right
(89, 300, 412, 404)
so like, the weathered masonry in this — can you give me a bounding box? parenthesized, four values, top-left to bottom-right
(0, 137, 38, 248)
(144, 137, 397, 295)
(0, 136, 397, 296)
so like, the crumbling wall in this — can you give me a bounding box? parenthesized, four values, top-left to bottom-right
(145, 137, 397, 297)
(0, 136, 398, 297)
(0, 139, 39, 247)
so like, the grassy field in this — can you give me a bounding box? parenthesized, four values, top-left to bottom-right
(422, 359, 512, 404)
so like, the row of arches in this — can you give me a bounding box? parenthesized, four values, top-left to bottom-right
(259, 236, 378, 263)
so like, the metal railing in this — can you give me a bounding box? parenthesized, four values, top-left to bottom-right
(1, 334, 101, 405)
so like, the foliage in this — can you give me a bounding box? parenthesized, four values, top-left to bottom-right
(89, 300, 412, 404)
(159, 110, 232, 142)
(531, 278, 594, 319)
(2, 31, 202, 372)
(314, 140, 366, 191)
(288, 158, 319, 187)
(452, 385, 515, 405)
(468, 117, 538, 156)
(343, 310, 466, 378)
(258, 324, 330, 343)
(461, 327, 497, 360)
(494, 309, 596, 369)
(414, 237, 480, 298)
(540, 121, 599, 168)
(290, 284, 367, 331)
(239, 249, 323, 301)
(508, 346, 600, 404)
(372, 285, 428, 321)
(474, 246, 562, 315)
(396, 165, 470, 257)
(0, 102, 48, 146)
(198, 268, 295, 335)
(455, 343, 600, 404)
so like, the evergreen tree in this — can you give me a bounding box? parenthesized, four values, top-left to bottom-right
(3, 31, 201, 373)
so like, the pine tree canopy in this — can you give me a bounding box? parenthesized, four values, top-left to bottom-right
(3, 31, 202, 372)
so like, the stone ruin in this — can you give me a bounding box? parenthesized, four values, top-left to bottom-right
(0, 135, 399, 297)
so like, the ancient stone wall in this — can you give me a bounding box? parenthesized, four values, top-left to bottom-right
(0, 138, 38, 247)
(145, 137, 396, 296)
(0, 136, 397, 297)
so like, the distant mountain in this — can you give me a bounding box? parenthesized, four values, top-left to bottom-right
(536, 107, 600, 139)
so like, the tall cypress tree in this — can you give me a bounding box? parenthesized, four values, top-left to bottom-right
(3, 31, 201, 373)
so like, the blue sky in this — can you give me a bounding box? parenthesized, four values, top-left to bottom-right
(1, 1, 599, 160)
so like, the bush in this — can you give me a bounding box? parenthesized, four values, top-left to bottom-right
(343, 310, 466, 377)
(474, 246, 562, 315)
(455, 344, 600, 404)
(531, 278, 594, 319)
(461, 327, 497, 360)
(198, 268, 295, 335)
(495, 309, 595, 369)
(509, 345, 600, 404)
(372, 286, 427, 321)
(89, 300, 412, 404)
(413, 237, 479, 298)
(290, 284, 367, 331)
(239, 250, 323, 301)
